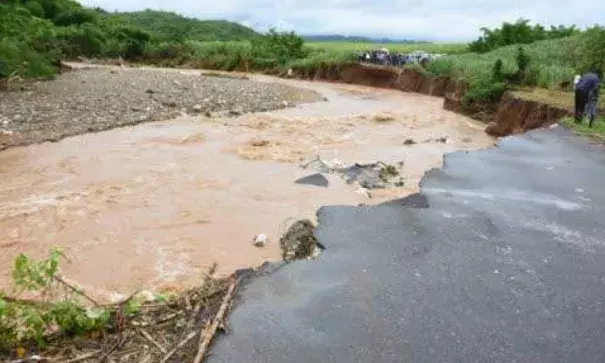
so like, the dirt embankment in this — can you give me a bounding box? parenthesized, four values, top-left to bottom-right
(288, 63, 573, 137)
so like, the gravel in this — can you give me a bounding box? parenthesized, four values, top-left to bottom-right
(0, 67, 322, 150)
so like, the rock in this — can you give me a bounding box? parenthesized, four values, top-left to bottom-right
(280, 220, 319, 262)
(192, 104, 203, 113)
(0, 66, 323, 149)
(134, 290, 156, 302)
(300, 156, 343, 174)
(403, 138, 416, 145)
(486, 122, 505, 136)
(250, 140, 270, 147)
(253, 233, 268, 247)
(341, 162, 403, 189)
(295, 173, 329, 187)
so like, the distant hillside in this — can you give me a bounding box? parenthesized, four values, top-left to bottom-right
(112, 10, 259, 41)
(303, 34, 430, 44)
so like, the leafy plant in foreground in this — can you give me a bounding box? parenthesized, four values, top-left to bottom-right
(0, 249, 111, 351)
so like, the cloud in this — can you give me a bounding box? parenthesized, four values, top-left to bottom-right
(78, 0, 605, 41)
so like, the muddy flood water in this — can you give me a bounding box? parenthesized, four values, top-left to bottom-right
(0, 72, 494, 301)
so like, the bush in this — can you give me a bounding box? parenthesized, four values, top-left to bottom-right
(56, 24, 106, 57)
(53, 8, 97, 26)
(0, 3, 59, 78)
(469, 18, 578, 53)
(577, 26, 605, 78)
(251, 29, 308, 66)
(491, 59, 504, 82)
(462, 77, 508, 106)
(0, 38, 56, 78)
(23, 1, 45, 18)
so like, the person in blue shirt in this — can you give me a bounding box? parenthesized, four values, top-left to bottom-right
(575, 70, 600, 127)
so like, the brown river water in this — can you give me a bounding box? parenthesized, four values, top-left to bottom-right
(0, 69, 494, 301)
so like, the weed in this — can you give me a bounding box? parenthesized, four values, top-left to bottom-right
(0, 249, 110, 351)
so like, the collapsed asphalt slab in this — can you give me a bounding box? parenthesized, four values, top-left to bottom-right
(209, 126, 605, 363)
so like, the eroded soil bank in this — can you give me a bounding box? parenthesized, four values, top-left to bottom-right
(287, 63, 574, 136)
(0, 65, 493, 302)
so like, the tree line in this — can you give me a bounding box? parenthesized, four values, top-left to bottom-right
(469, 18, 579, 53)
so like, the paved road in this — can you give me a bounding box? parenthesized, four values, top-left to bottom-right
(209, 127, 605, 363)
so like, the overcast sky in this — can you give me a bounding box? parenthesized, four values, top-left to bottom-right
(78, 0, 605, 41)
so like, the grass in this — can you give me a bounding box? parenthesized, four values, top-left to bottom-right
(512, 88, 605, 110)
(306, 41, 469, 55)
(561, 116, 605, 142)
(428, 37, 579, 89)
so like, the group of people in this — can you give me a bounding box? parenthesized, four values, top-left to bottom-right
(575, 71, 601, 128)
(354, 48, 440, 67)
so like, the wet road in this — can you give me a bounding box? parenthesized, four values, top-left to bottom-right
(209, 126, 605, 363)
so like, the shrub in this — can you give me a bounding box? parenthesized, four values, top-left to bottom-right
(491, 59, 504, 82)
(469, 19, 578, 53)
(577, 25, 605, 78)
(56, 24, 106, 57)
(251, 29, 308, 66)
(53, 8, 97, 26)
(462, 77, 508, 106)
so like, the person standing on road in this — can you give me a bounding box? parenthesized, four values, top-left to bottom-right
(575, 71, 600, 126)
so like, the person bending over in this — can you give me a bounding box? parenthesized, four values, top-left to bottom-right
(575, 71, 600, 126)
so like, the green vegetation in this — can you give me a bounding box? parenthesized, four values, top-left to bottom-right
(1, 249, 114, 350)
(469, 18, 578, 53)
(112, 10, 258, 41)
(428, 25, 605, 106)
(561, 116, 605, 141)
(0, 0, 603, 117)
(0, 0, 261, 80)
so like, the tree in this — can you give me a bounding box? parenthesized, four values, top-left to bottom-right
(578, 26, 605, 78)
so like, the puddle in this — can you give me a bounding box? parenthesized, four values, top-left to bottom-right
(0, 76, 493, 301)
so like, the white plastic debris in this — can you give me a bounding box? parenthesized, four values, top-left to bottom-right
(253, 233, 268, 247)
(356, 187, 371, 199)
(135, 290, 157, 302)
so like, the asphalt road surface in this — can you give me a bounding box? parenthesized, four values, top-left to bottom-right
(209, 126, 605, 363)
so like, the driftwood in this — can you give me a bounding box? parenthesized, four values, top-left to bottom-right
(192, 279, 236, 363)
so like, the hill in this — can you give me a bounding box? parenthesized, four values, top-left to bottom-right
(112, 10, 258, 41)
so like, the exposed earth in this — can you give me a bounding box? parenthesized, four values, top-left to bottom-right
(0, 64, 493, 303)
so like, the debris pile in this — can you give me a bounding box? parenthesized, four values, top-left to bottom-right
(280, 220, 322, 262)
(300, 156, 405, 191)
(5, 272, 237, 363)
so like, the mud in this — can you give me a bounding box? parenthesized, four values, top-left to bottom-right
(0, 68, 493, 302)
(486, 92, 573, 136)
